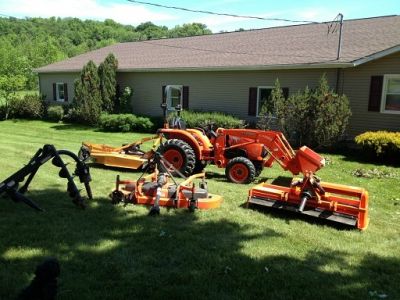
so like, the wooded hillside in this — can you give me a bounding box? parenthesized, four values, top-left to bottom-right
(0, 17, 212, 89)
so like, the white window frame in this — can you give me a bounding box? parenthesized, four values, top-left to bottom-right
(56, 82, 65, 102)
(256, 86, 274, 117)
(166, 85, 183, 111)
(380, 74, 400, 114)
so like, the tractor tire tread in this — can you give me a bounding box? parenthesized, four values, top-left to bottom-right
(225, 157, 256, 184)
(158, 139, 196, 176)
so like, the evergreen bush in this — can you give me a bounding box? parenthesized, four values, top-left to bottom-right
(98, 53, 118, 113)
(267, 75, 351, 147)
(73, 60, 102, 125)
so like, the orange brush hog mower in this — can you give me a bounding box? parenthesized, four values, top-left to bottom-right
(110, 153, 222, 215)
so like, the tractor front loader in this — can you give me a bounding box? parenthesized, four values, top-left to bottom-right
(1, 144, 92, 211)
(159, 127, 369, 229)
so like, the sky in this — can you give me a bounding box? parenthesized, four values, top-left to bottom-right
(0, 0, 399, 32)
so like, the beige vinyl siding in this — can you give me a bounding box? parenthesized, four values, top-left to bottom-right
(38, 52, 399, 137)
(39, 73, 79, 104)
(117, 69, 336, 119)
(341, 52, 400, 137)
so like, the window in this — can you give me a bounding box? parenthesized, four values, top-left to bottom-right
(56, 83, 65, 102)
(166, 85, 183, 111)
(381, 75, 400, 113)
(257, 86, 273, 116)
(248, 86, 288, 116)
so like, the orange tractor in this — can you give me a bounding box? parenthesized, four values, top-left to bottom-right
(80, 86, 369, 229)
(158, 121, 368, 230)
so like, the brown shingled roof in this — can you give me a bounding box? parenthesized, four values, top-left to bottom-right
(36, 15, 400, 73)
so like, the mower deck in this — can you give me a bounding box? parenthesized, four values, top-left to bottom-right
(111, 172, 223, 211)
(89, 150, 148, 169)
(81, 136, 161, 170)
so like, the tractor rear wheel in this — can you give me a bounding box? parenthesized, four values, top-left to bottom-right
(225, 157, 256, 184)
(158, 139, 196, 177)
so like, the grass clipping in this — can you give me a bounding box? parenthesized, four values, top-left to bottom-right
(352, 168, 398, 179)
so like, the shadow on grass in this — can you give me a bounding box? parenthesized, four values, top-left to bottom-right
(246, 203, 355, 231)
(341, 152, 400, 167)
(204, 171, 226, 181)
(270, 176, 293, 186)
(0, 189, 399, 299)
(50, 123, 93, 131)
(88, 163, 142, 174)
(328, 147, 400, 167)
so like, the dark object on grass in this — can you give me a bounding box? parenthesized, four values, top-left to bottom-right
(17, 257, 60, 300)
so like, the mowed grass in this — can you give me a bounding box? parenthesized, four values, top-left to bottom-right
(0, 120, 399, 300)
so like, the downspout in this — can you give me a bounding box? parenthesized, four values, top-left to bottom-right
(335, 13, 344, 93)
(38, 74, 42, 98)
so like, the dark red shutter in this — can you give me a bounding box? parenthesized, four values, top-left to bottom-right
(162, 86, 166, 104)
(63, 83, 68, 102)
(53, 83, 56, 101)
(248, 87, 257, 116)
(182, 86, 189, 109)
(368, 76, 383, 112)
(282, 87, 289, 99)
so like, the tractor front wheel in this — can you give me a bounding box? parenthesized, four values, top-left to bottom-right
(158, 139, 196, 177)
(225, 157, 256, 184)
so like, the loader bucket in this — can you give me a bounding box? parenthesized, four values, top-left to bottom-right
(287, 146, 325, 175)
(247, 179, 369, 230)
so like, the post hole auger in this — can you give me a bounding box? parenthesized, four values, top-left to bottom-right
(0, 144, 92, 211)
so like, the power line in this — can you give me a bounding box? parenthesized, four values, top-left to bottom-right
(126, 0, 320, 24)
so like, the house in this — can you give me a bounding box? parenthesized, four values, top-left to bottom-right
(36, 15, 400, 137)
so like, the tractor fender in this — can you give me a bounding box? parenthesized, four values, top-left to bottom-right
(159, 129, 204, 160)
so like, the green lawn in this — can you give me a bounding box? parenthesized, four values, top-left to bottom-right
(0, 120, 399, 300)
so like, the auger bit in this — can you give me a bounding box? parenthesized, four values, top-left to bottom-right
(0, 144, 92, 211)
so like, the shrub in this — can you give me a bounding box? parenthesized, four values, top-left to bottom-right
(98, 113, 154, 133)
(8, 94, 44, 119)
(355, 131, 400, 156)
(170, 110, 244, 129)
(63, 106, 81, 123)
(73, 60, 102, 125)
(98, 53, 118, 113)
(47, 105, 64, 122)
(272, 75, 351, 148)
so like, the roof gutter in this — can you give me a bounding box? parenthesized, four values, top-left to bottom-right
(352, 45, 400, 66)
(35, 62, 354, 74)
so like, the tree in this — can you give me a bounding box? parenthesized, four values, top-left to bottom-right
(168, 23, 212, 38)
(0, 75, 26, 119)
(98, 53, 118, 113)
(257, 79, 283, 130)
(73, 60, 102, 125)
